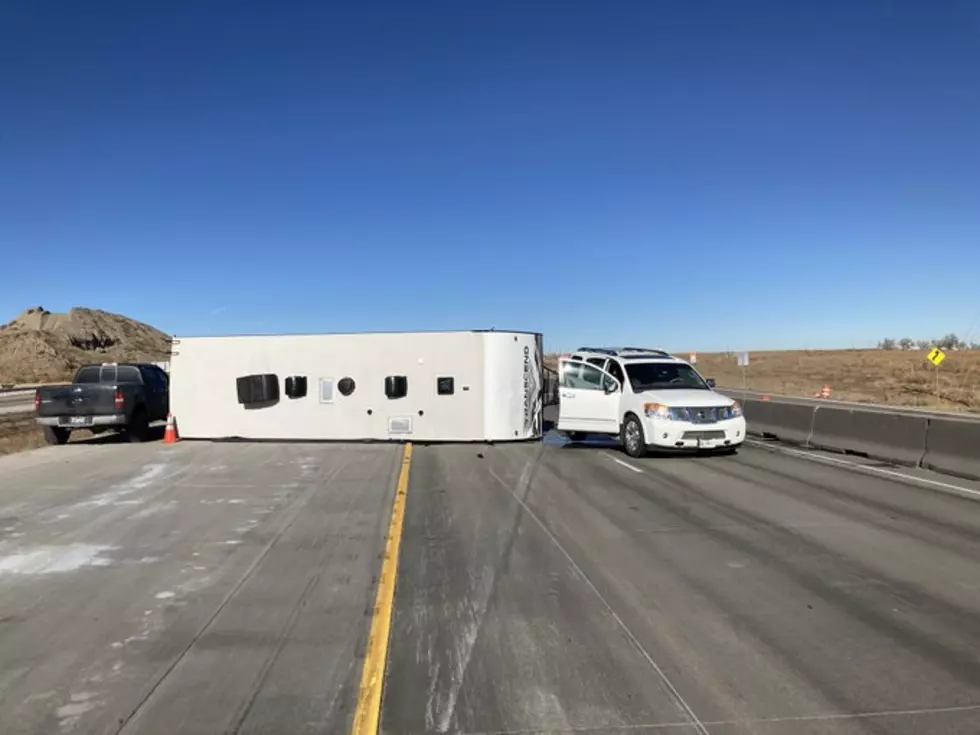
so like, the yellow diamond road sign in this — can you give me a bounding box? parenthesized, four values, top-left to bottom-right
(927, 347, 946, 366)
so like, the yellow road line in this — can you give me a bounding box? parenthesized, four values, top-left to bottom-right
(351, 442, 413, 735)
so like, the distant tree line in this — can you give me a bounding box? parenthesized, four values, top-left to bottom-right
(877, 334, 980, 350)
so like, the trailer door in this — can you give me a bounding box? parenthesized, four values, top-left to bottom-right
(557, 359, 621, 434)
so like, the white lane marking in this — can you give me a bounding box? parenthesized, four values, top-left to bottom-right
(464, 702, 980, 734)
(745, 439, 980, 500)
(602, 452, 643, 473)
(487, 468, 710, 735)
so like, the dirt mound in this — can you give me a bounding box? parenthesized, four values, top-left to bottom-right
(0, 307, 172, 384)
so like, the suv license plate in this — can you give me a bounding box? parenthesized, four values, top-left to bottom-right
(698, 439, 717, 449)
(68, 416, 91, 425)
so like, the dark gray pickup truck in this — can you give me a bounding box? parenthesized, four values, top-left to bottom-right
(34, 363, 170, 445)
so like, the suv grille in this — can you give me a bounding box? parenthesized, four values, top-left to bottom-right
(677, 407, 725, 424)
(682, 430, 726, 440)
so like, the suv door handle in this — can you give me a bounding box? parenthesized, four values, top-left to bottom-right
(560, 392, 574, 399)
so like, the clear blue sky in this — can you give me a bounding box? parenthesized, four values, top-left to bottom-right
(2, 1, 979, 352)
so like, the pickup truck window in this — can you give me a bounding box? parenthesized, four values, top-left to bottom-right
(75, 366, 102, 383)
(74, 365, 143, 383)
(116, 366, 143, 383)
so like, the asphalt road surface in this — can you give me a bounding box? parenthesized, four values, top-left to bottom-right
(2, 434, 980, 734)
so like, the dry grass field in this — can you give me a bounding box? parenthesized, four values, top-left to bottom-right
(546, 349, 980, 413)
(693, 349, 980, 412)
(0, 413, 47, 456)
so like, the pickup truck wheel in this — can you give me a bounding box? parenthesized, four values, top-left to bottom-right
(43, 426, 70, 446)
(126, 410, 149, 443)
(621, 415, 647, 458)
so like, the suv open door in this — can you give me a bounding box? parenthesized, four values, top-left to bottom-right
(557, 359, 621, 434)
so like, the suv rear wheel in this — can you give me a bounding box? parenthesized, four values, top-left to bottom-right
(621, 415, 647, 458)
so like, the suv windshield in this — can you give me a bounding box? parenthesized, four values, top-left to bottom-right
(625, 362, 708, 391)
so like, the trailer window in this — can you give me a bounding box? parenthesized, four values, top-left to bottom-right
(437, 377, 454, 395)
(319, 378, 334, 403)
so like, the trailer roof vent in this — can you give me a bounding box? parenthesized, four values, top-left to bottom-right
(236, 374, 279, 406)
(285, 376, 307, 399)
(385, 375, 407, 399)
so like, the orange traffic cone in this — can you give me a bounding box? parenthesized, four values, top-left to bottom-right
(163, 413, 179, 444)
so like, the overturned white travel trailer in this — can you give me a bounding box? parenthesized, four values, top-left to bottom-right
(169, 330, 544, 442)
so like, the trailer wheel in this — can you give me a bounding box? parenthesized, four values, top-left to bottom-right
(43, 426, 70, 446)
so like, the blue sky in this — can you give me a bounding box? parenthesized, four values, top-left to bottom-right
(2, 1, 979, 352)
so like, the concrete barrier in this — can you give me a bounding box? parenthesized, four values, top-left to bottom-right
(922, 418, 980, 481)
(808, 406, 929, 467)
(742, 399, 816, 446)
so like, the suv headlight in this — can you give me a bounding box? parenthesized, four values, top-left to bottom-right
(644, 403, 689, 420)
(721, 402, 743, 419)
(644, 402, 670, 419)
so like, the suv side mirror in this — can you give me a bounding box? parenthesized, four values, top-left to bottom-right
(706, 378, 717, 388)
(604, 381, 619, 394)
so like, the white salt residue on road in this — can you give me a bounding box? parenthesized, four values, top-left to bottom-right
(73, 463, 169, 510)
(0, 544, 116, 575)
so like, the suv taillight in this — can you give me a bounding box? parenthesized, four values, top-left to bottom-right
(114, 391, 124, 408)
(34, 391, 40, 411)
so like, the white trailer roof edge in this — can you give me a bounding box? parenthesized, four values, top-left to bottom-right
(171, 328, 542, 341)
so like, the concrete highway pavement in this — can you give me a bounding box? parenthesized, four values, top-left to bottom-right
(0, 440, 400, 734)
(2, 434, 980, 733)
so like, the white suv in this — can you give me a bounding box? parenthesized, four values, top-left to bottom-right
(556, 347, 746, 458)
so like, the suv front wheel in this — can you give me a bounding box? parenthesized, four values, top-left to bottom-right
(621, 415, 647, 458)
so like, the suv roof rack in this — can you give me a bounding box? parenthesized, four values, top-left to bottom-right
(574, 347, 672, 358)
(618, 347, 671, 356)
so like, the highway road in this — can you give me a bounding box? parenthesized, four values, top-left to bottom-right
(1, 433, 980, 733)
